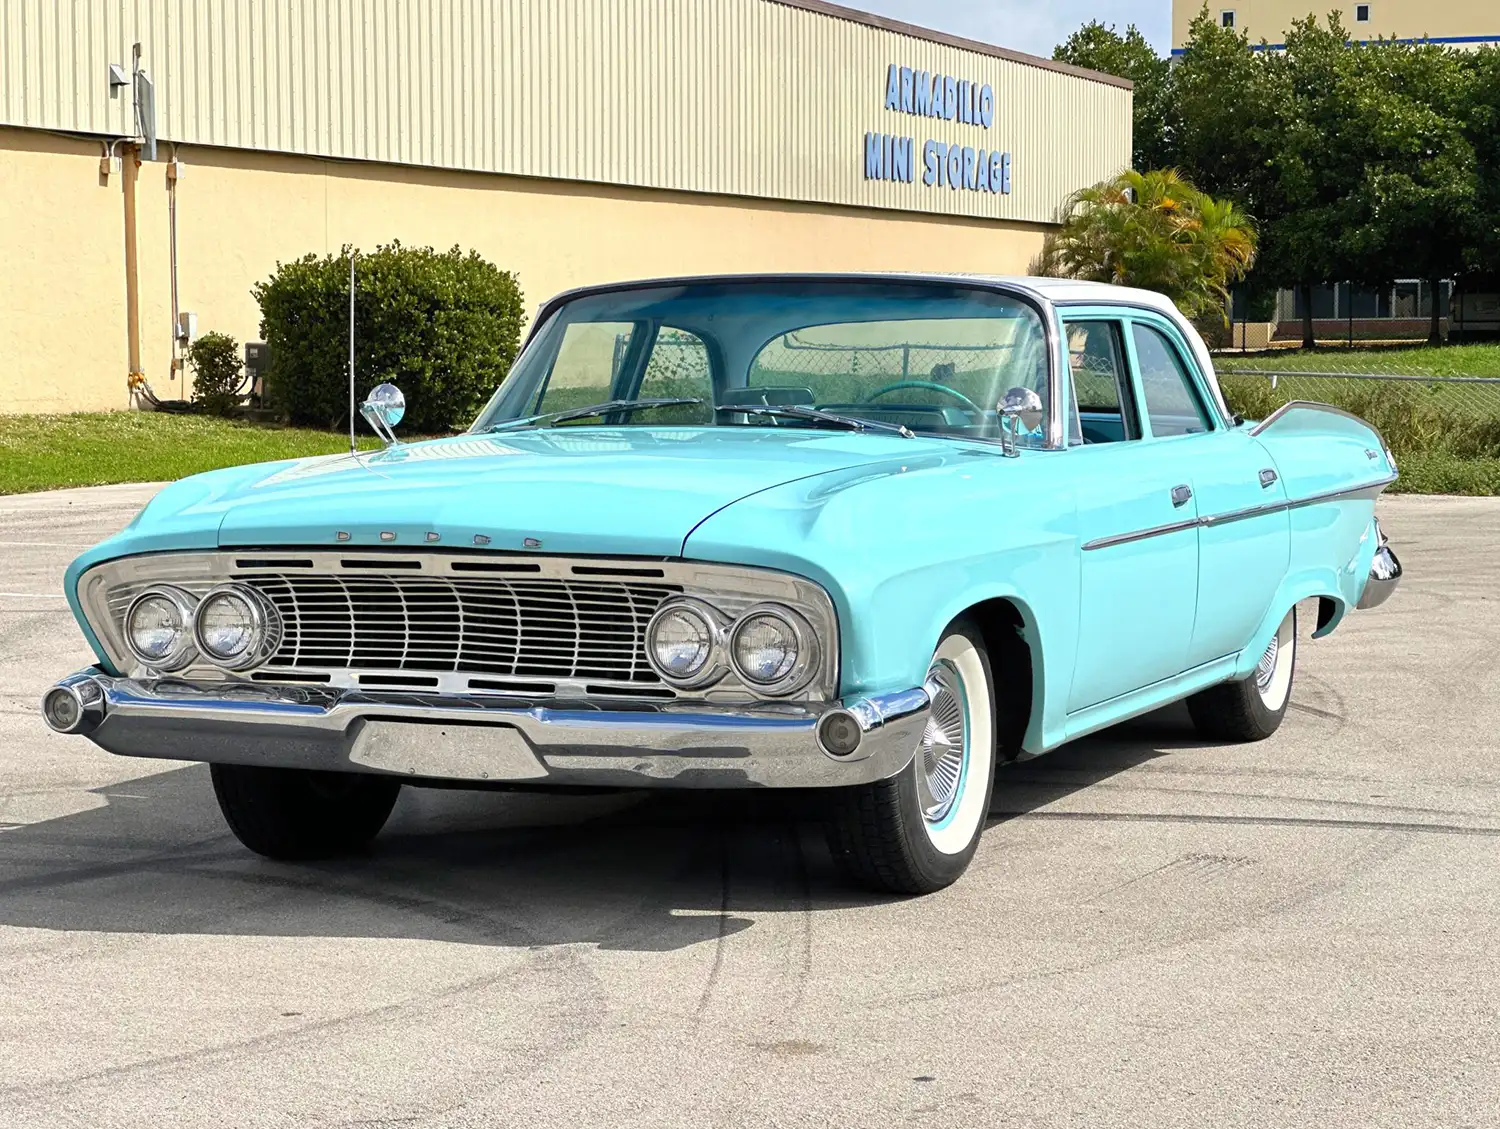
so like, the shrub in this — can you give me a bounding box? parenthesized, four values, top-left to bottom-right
(253, 242, 525, 434)
(188, 331, 244, 417)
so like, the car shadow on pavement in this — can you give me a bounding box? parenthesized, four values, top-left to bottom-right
(0, 709, 1190, 952)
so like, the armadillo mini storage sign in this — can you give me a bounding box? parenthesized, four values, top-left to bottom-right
(864, 64, 1012, 195)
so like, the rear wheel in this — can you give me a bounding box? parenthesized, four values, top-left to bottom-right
(211, 764, 402, 860)
(824, 622, 997, 895)
(1187, 607, 1297, 742)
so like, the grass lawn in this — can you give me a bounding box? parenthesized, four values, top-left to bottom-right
(0, 412, 383, 495)
(1215, 342, 1500, 379)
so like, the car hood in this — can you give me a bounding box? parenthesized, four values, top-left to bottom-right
(176, 427, 962, 556)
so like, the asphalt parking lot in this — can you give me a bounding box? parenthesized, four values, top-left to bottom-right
(1, 484, 1497, 1128)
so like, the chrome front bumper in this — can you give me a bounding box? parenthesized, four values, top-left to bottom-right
(1357, 518, 1403, 610)
(41, 670, 930, 790)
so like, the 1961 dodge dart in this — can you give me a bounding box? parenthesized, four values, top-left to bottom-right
(42, 274, 1402, 894)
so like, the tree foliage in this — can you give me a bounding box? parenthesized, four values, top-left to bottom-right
(1053, 22, 1172, 170)
(1058, 6, 1498, 346)
(1039, 169, 1257, 322)
(253, 243, 525, 434)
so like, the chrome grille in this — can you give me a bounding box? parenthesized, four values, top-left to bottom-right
(240, 573, 679, 682)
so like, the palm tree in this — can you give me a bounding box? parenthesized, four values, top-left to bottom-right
(1037, 169, 1257, 324)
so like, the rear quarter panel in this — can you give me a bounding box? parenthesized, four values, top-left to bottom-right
(1237, 404, 1398, 669)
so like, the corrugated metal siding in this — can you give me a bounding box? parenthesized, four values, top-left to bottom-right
(0, 0, 1131, 224)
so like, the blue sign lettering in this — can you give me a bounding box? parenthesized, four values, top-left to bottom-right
(869, 65, 1012, 196)
(914, 71, 932, 117)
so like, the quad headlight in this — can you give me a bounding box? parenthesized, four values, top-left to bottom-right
(729, 605, 817, 696)
(646, 597, 818, 697)
(645, 599, 727, 689)
(124, 586, 199, 671)
(124, 582, 281, 673)
(192, 584, 281, 670)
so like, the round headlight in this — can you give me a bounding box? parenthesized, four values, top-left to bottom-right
(192, 584, 279, 670)
(729, 605, 816, 696)
(124, 586, 198, 671)
(646, 600, 726, 688)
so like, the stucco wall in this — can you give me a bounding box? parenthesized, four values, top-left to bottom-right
(1, 126, 1047, 414)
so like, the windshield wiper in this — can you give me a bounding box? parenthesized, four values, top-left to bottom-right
(714, 403, 914, 438)
(488, 397, 704, 432)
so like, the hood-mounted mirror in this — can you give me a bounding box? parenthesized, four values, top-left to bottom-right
(997, 386, 1043, 458)
(360, 382, 405, 448)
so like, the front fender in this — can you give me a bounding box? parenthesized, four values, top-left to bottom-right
(682, 452, 1081, 755)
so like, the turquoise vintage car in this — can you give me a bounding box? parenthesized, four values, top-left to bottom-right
(42, 275, 1402, 894)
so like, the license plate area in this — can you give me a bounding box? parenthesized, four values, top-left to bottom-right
(349, 719, 548, 781)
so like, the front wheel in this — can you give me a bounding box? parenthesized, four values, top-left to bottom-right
(211, 764, 402, 860)
(823, 622, 997, 895)
(1187, 607, 1297, 742)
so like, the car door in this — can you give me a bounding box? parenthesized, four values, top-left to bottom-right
(1061, 313, 1201, 713)
(1124, 321, 1292, 667)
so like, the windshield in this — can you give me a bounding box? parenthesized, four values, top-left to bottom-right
(470, 280, 1053, 445)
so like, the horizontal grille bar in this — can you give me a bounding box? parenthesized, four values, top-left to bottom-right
(240, 573, 680, 683)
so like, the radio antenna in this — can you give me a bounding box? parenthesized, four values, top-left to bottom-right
(347, 249, 357, 455)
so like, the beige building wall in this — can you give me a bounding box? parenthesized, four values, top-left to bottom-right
(1, 125, 1047, 414)
(1173, 0, 1500, 50)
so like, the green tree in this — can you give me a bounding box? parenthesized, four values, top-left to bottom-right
(1053, 21, 1172, 170)
(1166, 8, 1281, 209)
(1039, 168, 1257, 322)
(1461, 48, 1500, 275)
(1254, 15, 1367, 349)
(1339, 41, 1478, 345)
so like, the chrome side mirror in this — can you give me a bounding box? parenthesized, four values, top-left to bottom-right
(360, 382, 405, 447)
(997, 387, 1044, 457)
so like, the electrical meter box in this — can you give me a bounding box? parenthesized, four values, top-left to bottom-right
(244, 342, 271, 402)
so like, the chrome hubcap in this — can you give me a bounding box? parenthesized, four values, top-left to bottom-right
(916, 660, 968, 825)
(1255, 634, 1280, 692)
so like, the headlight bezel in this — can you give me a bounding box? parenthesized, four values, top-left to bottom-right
(728, 603, 819, 698)
(123, 584, 199, 672)
(191, 583, 282, 671)
(645, 597, 730, 689)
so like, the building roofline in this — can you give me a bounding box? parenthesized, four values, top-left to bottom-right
(766, 0, 1135, 90)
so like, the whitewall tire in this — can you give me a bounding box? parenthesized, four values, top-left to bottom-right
(824, 622, 997, 894)
(1187, 607, 1298, 742)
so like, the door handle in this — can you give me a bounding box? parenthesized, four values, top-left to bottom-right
(1171, 484, 1193, 507)
(1259, 468, 1278, 488)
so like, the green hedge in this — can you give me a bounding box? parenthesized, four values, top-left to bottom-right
(253, 242, 524, 434)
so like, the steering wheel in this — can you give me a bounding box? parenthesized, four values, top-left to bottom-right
(863, 380, 982, 414)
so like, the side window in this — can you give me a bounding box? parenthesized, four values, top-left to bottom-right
(1131, 323, 1211, 437)
(637, 327, 714, 423)
(1064, 320, 1137, 444)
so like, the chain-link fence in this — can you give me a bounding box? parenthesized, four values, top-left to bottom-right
(1213, 352, 1500, 459)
